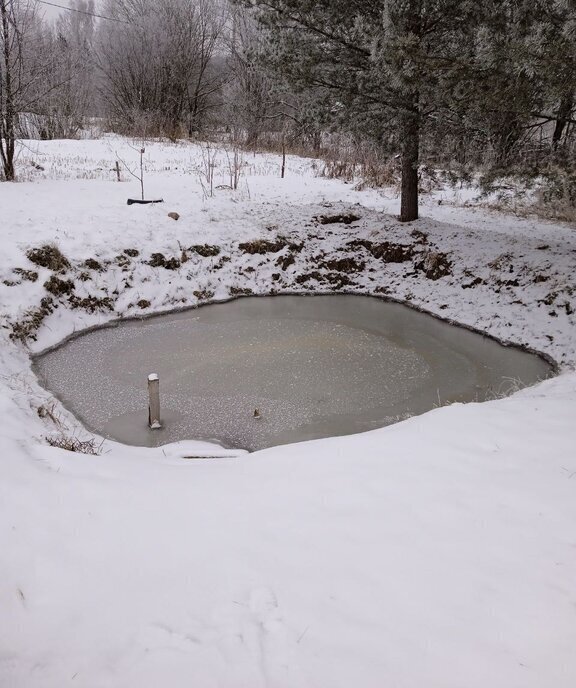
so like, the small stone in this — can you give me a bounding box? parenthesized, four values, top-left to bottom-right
(168, 212, 180, 221)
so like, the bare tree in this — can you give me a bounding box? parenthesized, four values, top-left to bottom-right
(224, 10, 268, 147)
(38, 0, 96, 139)
(97, 0, 227, 138)
(0, 0, 68, 178)
(186, 0, 228, 136)
(0, 0, 16, 178)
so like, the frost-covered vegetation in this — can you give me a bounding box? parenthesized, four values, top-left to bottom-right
(1, 0, 575, 221)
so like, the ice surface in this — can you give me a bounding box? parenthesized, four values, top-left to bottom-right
(35, 295, 553, 451)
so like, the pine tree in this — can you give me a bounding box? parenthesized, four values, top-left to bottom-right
(240, 0, 485, 221)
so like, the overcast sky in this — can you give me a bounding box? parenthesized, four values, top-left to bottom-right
(39, 0, 102, 23)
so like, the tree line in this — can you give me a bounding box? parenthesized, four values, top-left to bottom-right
(1, 0, 575, 220)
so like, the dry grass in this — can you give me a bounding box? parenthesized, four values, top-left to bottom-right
(320, 144, 399, 190)
(45, 432, 103, 455)
(37, 401, 64, 428)
(477, 167, 576, 224)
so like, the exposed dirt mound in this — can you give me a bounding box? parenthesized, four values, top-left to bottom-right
(148, 253, 181, 270)
(320, 257, 365, 273)
(415, 251, 452, 280)
(296, 271, 353, 289)
(193, 289, 215, 300)
(83, 258, 103, 271)
(276, 254, 296, 270)
(191, 244, 221, 257)
(9, 297, 55, 343)
(69, 295, 114, 312)
(13, 268, 38, 282)
(347, 239, 415, 263)
(315, 213, 361, 225)
(27, 245, 70, 272)
(44, 276, 74, 296)
(239, 239, 288, 254)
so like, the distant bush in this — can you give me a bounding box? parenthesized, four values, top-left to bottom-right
(535, 168, 576, 223)
(320, 141, 398, 190)
(478, 166, 576, 223)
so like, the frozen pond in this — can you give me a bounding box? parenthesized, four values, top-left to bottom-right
(35, 295, 554, 451)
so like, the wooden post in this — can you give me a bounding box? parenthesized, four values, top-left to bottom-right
(114, 160, 120, 182)
(148, 373, 161, 429)
(139, 148, 145, 200)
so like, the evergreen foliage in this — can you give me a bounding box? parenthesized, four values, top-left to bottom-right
(0, 0, 574, 222)
(238, 0, 576, 219)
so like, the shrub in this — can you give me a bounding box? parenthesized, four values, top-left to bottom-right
(535, 168, 576, 222)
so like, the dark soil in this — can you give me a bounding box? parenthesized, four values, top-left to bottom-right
(347, 239, 415, 263)
(320, 257, 365, 273)
(193, 289, 215, 300)
(69, 295, 114, 312)
(238, 239, 288, 254)
(191, 244, 221, 257)
(315, 213, 361, 225)
(115, 254, 131, 269)
(462, 277, 484, 289)
(296, 271, 353, 289)
(13, 268, 39, 282)
(27, 245, 70, 272)
(276, 254, 296, 270)
(44, 275, 74, 296)
(213, 256, 231, 270)
(411, 229, 429, 244)
(148, 253, 181, 270)
(9, 297, 55, 342)
(84, 258, 103, 271)
(414, 252, 452, 280)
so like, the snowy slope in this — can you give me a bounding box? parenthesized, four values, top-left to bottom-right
(1, 136, 575, 688)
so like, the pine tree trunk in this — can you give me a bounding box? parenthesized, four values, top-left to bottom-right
(400, 110, 419, 222)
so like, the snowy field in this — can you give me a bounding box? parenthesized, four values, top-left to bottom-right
(1, 136, 576, 687)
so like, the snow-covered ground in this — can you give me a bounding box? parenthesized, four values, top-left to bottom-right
(1, 136, 575, 687)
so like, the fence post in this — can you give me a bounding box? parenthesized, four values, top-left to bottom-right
(148, 373, 161, 429)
